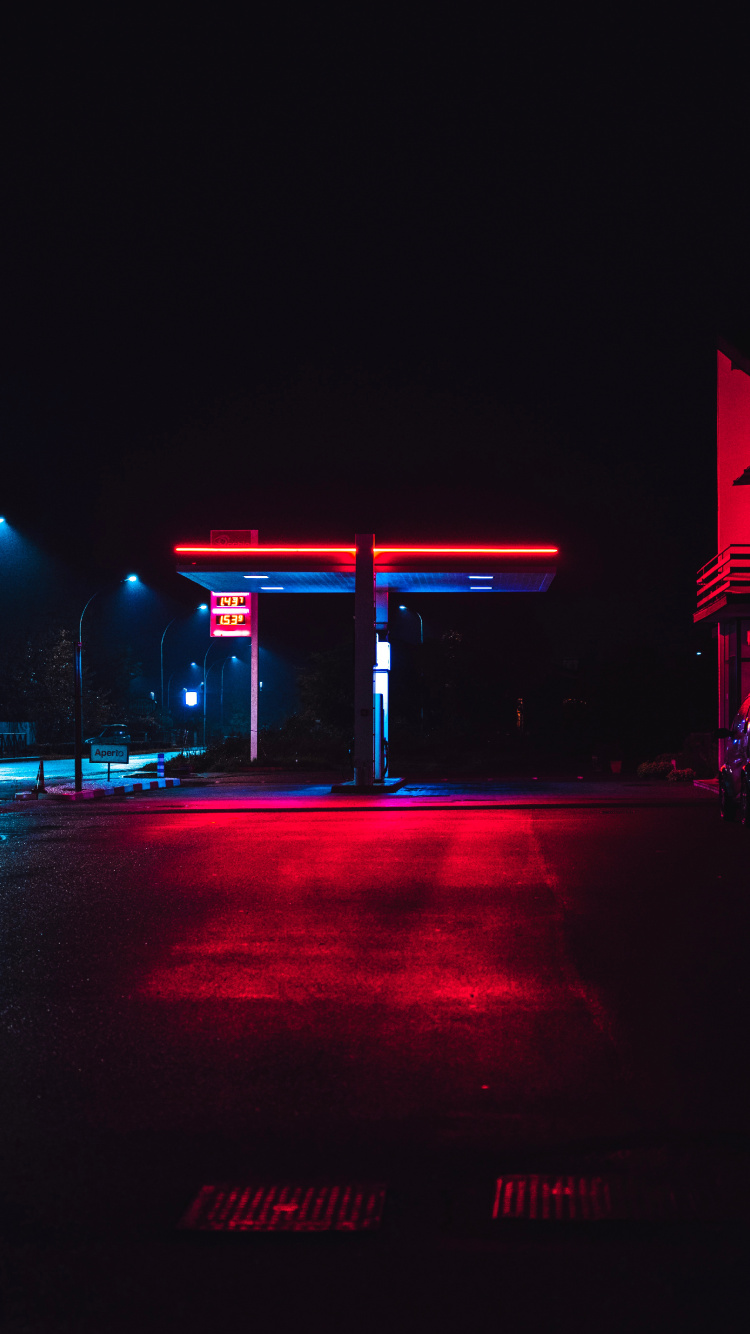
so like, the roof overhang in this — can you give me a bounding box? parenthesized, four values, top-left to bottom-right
(175, 545, 557, 594)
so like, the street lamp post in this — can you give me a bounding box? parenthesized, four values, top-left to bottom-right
(74, 575, 138, 792)
(161, 605, 208, 710)
(220, 656, 238, 736)
(202, 644, 213, 748)
(160, 617, 179, 712)
(204, 654, 231, 745)
(399, 604, 423, 643)
(167, 663, 199, 715)
(399, 604, 425, 732)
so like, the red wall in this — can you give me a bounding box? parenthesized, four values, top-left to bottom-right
(718, 349, 750, 551)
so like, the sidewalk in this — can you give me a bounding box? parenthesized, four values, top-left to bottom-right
(70, 775, 720, 813)
(46, 777, 182, 802)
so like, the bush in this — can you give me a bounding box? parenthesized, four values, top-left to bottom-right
(198, 719, 350, 772)
(667, 767, 696, 783)
(636, 761, 674, 779)
(138, 750, 203, 774)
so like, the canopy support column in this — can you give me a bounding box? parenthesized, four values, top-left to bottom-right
(250, 529, 259, 761)
(353, 533, 376, 785)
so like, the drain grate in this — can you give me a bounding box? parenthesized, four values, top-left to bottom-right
(180, 1182, 387, 1232)
(492, 1175, 687, 1222)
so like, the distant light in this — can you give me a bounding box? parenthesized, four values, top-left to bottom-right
(261, 586, 284, 590)
(190, 662, 197, 667)
(0, 517, 5, 524)
(399, 605, 407, 610)
(198, 603, 208, 610)
(243, 574, 268, 579)
(696, 651, 702, 656)
(232, 655, 238, 660)
(470, 587, 492, 590)
(184, 690, 198, 707)
(469, 575, 492, 580)
(126, 574, 138, 582)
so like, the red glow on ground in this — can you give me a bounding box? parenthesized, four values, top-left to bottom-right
(140, 810, 559, 1008)
(62, 802, 636, 1141)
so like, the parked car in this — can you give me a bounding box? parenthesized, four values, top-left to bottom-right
(718, 695, 750, 823)
(84, 725, 131, 746)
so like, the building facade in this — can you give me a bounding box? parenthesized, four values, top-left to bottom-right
(694, 341, 750, 752)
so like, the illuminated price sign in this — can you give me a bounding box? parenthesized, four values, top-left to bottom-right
(210, 592, 252, 637)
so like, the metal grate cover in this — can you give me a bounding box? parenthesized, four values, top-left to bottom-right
(492, 1175, 686, 1222)
(180, 1182, 387, 1232)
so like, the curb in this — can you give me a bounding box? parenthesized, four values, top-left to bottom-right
(46, 778, 181, 802)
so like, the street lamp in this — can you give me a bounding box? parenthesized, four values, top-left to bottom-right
(74, 575, 139, 792)
(203, 654, 232, 745)
(220, 655, 239, 736)
(398, 605, 423, 643)
(160, 605, 209, 711)
(202, 644, 212, 747)
(166, 662, 200, 714)
(399, 604, 424, 732)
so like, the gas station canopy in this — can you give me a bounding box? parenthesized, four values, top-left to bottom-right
(176, 535, 557, 790)
(176, 544, 557, 594)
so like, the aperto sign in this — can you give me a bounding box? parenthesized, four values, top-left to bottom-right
(90, 741, 129, 764)
(210, 591, 251, 637)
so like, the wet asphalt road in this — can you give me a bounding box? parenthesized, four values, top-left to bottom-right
(1, 785, 749, 1330)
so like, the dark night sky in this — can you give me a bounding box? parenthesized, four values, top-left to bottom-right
(2, 13, 749, 693)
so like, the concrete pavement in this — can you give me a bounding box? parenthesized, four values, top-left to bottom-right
(1, 782, 748, 1330)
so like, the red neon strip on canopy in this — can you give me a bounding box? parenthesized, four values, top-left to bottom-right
(175, 544, 557, 556)
(175, 546, 358, 554)
(373, 546, 558, 555)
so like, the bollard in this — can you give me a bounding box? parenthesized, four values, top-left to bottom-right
(35, 760, 46, 793)
(157, 752, 165, 779)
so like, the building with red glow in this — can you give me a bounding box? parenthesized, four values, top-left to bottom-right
(694, 340, 750, 753)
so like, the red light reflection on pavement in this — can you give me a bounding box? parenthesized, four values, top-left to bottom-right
(139, 812, 572, 1014)
(89, 806, 623, 1140)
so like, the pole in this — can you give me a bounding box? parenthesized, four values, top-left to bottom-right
(203, 644, 212, 747)
(74, 638, 83, 791)
(416, 609, 424, 730)
(353, 533, 376, 786)
(220, 657, 230, 736)
(74, 590, 99, 793)
(205, 656, 228, 745)
(160, 616, 180, 711)
(250, 529, 259, 761)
